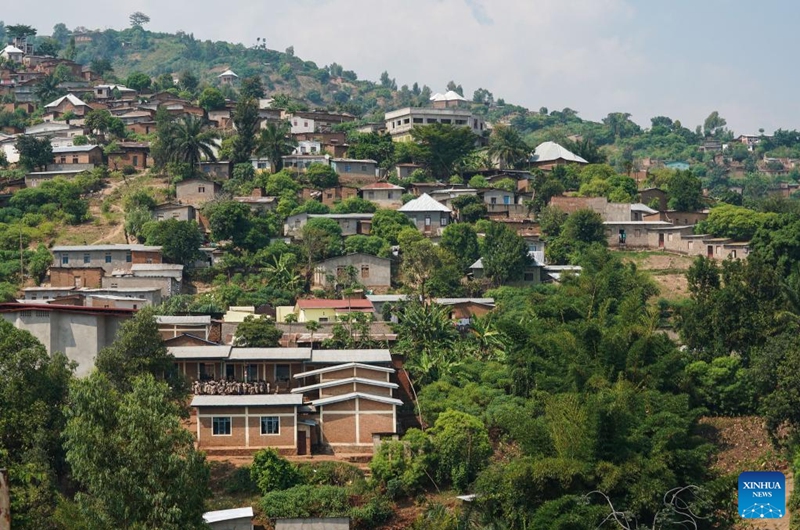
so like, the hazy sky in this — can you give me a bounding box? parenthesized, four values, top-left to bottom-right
(4, 0, 798, 133)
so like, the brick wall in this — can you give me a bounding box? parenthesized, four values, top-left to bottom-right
(50, 267, 104, 288)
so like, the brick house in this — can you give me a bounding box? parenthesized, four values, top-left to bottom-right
(175, 178, 221, 207)
(107, 142, 149, 171)
(50, 267, 105, 288)
(52, 145, 104, 166)
(51, 244, 162, 274)
(42, 93, 93, 120)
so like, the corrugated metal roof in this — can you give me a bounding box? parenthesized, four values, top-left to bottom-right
(45, 93, 88, 108)
(156, 315, 211, 325)
(312, 392, 403, 407)
(530, 141, 588, 164)
(191, 394, 303, 407)
(217, 69, 239, 77)
(203, 507, 253, 524)
(296, 299, 374, 310)
(52, 145, 102, 153)
(51, 244, 161, 252)
(131, 264, 184, 271)
(366, 294, 412, 303)
(294, 362, 395, 379)
(291, 377, 398, 394)
(398, 193, 452, 213)
(309, 349, 392, 364)
(229, 348, 312, 361)
(168, 346, 231, 359)
(434, 298, 495, 306)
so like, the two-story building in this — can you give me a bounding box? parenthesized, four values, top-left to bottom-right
(312, 254, 392, 291)
(49, 244, 162, 288)
(175, 178, 221, 207)
(359, 182, 405, 208)
(384, 107, 486, 142)
(284, 213, 374, 239)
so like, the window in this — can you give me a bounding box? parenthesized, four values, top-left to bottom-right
(361, 265, 370, 278)
(105, 253, 111, 263)
(367, 191, 375, 199)
(199, 363, 213, 380)
(524, 272, 535, 282)
(345, 164, 352, 172)
(319, 317, 329, 323)
(35, 310, 49, 318)
(61, 254, 69, 265)
(198, 186, 205, 193)
(83, 253, 90, 264)
(246, 364, 258, 381)
(125, 253, 132, 263)
(19, 310, 31, 317)
(441, 119, 452, 124)
(72, 156, 79, 164)
(275, 364, 290, 382)
(490, 197, 497, 205)
(503, 195, 511, 205)
(440, 217, 448, 227)
(261, 416, 280, 435)
(212, 417, 231, 436)
(413, 118, 423, 124)
(225, 364, 235, 380)
(132, 155, 138, 166)
(425, 216, 431, 226)
(59, 156, 66, 164)
(110, 282, 118, 288)
(403, 118, 410, 124)
(360, 165, 367, 172)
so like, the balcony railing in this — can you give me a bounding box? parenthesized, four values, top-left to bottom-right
(192, 379, 286, 395)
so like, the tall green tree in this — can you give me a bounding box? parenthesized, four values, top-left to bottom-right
(440, 223, 480, 270)
(487, 124, 530, 169)
(240, 76, 266, 100)
(410, 123, 476, 179)
(198, 87, 226, 112)
(256, 121, 297, 172)
(160, 115, 218, 171)
(64, 373, 209, 530)
(481, 222, 530, 285)
(234, 315, 284, 347)
(15, 135, 53, 171)
(231, 97, 260, 164)
(141, 219, 204, 266)
(667, 170, 704, 211)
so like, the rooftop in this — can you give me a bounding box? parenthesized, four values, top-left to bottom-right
(52, 145, 102, 153)
(203, 507, 253, 525)
(168, 346, 232, 359)
(191, 395, 303, 407)
(360, 182, 406, 191)
(228, 348, 312, 361)
(294, 362, 396, 379)
(156, 315, 211, 325)
(309, 349, 393, 364)
(296, 299, 374, 310)
(398, 193, 452, 213)
(44, 93, 88, 108)
(530, 141, 588, 164)
(312, 392, 403, 407)
(51, 244, 162, 252)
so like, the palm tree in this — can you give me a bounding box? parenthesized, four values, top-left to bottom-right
(487, 124, 530, 169)
(35, 74, 65, 104)
(161, 115, 219, 170)
(256, 121, 297, 172)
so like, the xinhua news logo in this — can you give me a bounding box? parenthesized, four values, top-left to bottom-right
(738, 471, 786, 519)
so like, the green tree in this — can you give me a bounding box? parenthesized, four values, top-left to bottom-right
(330, 196, 375, 213)
(15, 135, 53, 171)
(440, 223, 480, 270)
(481, 222, 530, 285)
(141, 219, 204, 265)
(231, 97, 260, 164)
(250, 448, 302, 494)
(234, 315, 284, 347)
(34, 74, 65, 104)
(487, 124, 530, 169)
(64, 373, 209, 530)
(129, 11, 151, 28)
(560, 209, 606, 245)
(703, 111, 727, 137)
(240, 76, 266, 99)
(179, 70, 199, 94)
(0, 321, 73, 529)
(344, 235, 389, 256)
(90, 58, 113, 77)
(667, 170, 704, 211)
(257, 121, 297, 172)
(94, 307, 186, 396)
(35, 37, 61, 57)
(160, 115, 218, 171)
(410, 123, 476, 179)
(451, 194, 488, 223)
(347, 132, 395, 168)
(125, 71, 151, 92)
(430, 410, 492, 492)
(401, 239, 445, 298)
(371, 209, 415, 245)
(302, 217, 343, 262)
(305, 163, 339, 189)
(198, 87, 226, 112)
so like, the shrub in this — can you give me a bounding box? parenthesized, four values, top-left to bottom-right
(297, 461, 366, 488)
(250, 448, 302, 494)
(261, 485, 350, 519)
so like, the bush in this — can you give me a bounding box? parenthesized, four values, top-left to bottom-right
(261, 485, 350, 519)
(122, 164, 137, 175)
(297, 461, 366, 488)
(250, 448, 302, 494)
(224, 465, 259, 495)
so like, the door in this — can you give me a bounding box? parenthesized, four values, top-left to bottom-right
(74, 275, 83, 288)
(658, 233, 665, 248)
(297, 431, 307, 455)
(707, 245, 714, 258)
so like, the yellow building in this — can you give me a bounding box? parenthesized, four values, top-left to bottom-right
(276, 299, 375, 323)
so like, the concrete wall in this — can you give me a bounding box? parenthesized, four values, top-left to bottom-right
(207, 516, 253, 530)
(275, 518, 349, 530)
(154, 206, 196, 222)
(52, 249, 160, 274)
(102, 276, 179, 298)
(402, 211, 450, 235)
(313, 255, 391, 289)
(176, 180, 219, 206)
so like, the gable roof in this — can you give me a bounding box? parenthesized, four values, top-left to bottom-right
(530, 141, 587, 164)
(2, 45, 23, 54)
(296, 299, 374, 310)
(311, 392, 403, 407)
(309, 349, 392, 364)
(398, 193, 451, 213)
(291, 377, 398, 394)
(294, 362, 396, 379)
(360, 182, 405, 191)
(218, 69, 239, 78)
(45, 93, 88, 108)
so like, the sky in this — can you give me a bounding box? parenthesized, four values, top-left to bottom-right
(4, 0, 799, 134)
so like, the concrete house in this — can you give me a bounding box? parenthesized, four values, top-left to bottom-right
(359, 182, 405, 207)
(313, 254, 392, 291)
(0, 45, 24, 63)
(0, 303, 133, 376)
(384, 107, 486, 142)
(199, 161, 232, 180)
(398, 193, 452, 235)
(153, 203, 197, 222)
(104, 264, 184, 298)
(330, 158, 378, 179)
(284, 213, 374, 239)
(529, 141, 588, 170)
(51, 244, 162, 275)
(175, 178, 221, 207)
(277, 299, 376, 323)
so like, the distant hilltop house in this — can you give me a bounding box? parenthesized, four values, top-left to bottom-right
(0, 45, 24, 63)
(217, 69, 239, 85)
(529, 141, 588, 170)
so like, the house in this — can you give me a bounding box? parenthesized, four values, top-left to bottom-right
(43, 93, 93, 120)
(93, 84, 137, 100)
(286, 110, 355, 134)
(397, 193, 452, 235)
(434, 298, 496, 324)
(359, 182, 405, 207)
(234, 191, 277, 213)
(395, 163, 423, 180)
(51, 244, 162, 275)
(604, 221, 673, 248)
(181, 346, 400, 455)
(156, 315, 214, 341)
(203, 507, 253, 530)
(0, 45, 24, 63)
(313, 254, 392, 291)
(549, 196, 608, 216)
(429, 90, 468, 109)
(0, 303, 133, 376)
(217, 69, 239, 85)
(104, 264, 184, 298)
(175, 178, 221, 207)
(153, 203, 196, 222)
(283, 154, 331, 172)
(23, 286, 162, 307)
(199, 161, 232, 180)
(51, 145, 104, 167)
(330, 158, 378, 179)
(25, 169, 91, 188)
(469, 257, 541, 286)
(250, 156, 272, 172)
(276, 299, 376, 323)
(106, 142, 149, 171)
(294, 140, 323, 155)
(529, 141, 588, 169)
(275, 519, 349, 530)
(384, 107, 486, 142)
(284, 213, 374, 239)
(639, 187, 668, 211)
(310, 185, 360, 207)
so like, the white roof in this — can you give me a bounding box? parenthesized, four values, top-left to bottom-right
(312, 392, 403, 407)
(130, 264, 184, 271)
(530, 141, 588, 164)
(294, 362, 395, 379)
(191, 394, 304, 407)
(45, 93, 88, 108)
(430, 92, 446, 101)
(435, 298, 495, 306)
(398, 193, 452, 213)
(365, 294, 412, 303)
(168, 346, 231, 359)
(291, 377, 398, 394)
(630, 203, 659, 214)
(310, 349, 393, 364)
(218, 69, 239, 78)
(156, 315, 211, 325)
(429, 91, 467, 102)
(229, 348, 312, 361)
(52, 145, 102, 153)
(203, 507, 253, 524)
(2, 45, 23, 54)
